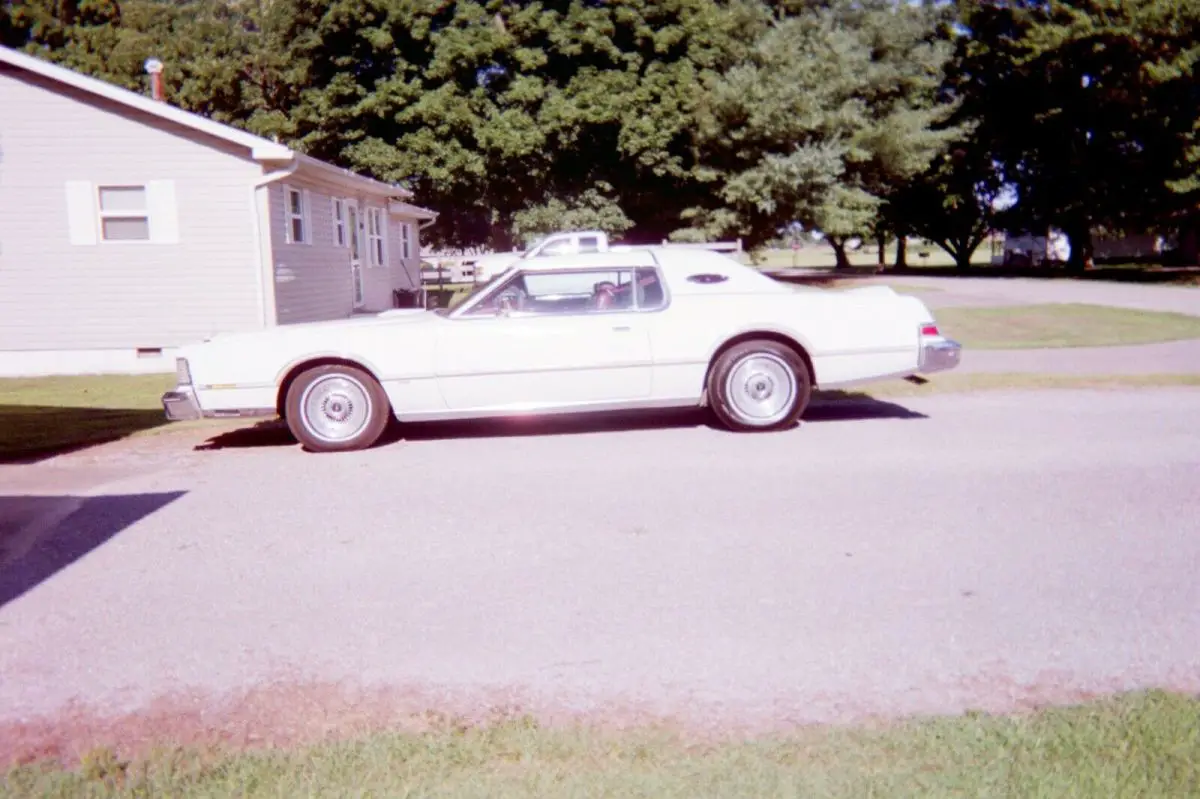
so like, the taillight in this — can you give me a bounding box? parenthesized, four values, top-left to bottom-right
(920, 323, 940, 337)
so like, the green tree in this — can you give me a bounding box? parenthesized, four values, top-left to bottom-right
(958, 0, 1200, 270)
(686, 0, 961, 266)
(288, 0, 763, 250)
(890, 141, 1005, 269)
(2, 0, 317, 140)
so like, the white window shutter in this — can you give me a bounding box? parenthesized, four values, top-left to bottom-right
(146, 180, 180, 244)
(379, 209, 389, 265)
(283, 187, 295, 244)
(65, 181, 98, 245)
(302, 189, 313, 245)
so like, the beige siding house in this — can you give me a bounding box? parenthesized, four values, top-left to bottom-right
(0, 45, 436, 377)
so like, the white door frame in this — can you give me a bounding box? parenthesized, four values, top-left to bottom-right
(346, 199, 365, 309)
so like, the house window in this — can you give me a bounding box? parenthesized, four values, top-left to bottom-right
(97, 185, 150, 241)
(332, 198, 347, 247)
(65, 180, 179, 245)
(401, 221, 412, 259)
(366, 207, 385, 266)
(284, 185, 309, 244)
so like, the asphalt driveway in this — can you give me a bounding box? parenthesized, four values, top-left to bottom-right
(2, 388, 1199, 756)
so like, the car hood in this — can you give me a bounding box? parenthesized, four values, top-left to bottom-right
(184, 308, 438, 352)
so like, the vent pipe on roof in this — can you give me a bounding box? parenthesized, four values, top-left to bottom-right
(143, 58, 165, 101)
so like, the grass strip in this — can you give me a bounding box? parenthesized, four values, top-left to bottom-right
(932, 303, 1200, 349)
(4, 690, 1198, 798)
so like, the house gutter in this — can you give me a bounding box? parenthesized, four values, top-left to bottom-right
(250, 158, 299, 328)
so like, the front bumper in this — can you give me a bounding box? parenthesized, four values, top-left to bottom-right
(162, 386, 203, 421)
(918, 337, 963, 374)
(162, 385, 278, 422)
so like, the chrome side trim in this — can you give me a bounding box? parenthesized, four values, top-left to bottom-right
(197, 382, 275, 391)
(433, 360, 651, 380)
(392, 395, 701, 423)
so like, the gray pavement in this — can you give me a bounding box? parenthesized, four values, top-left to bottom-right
(2, 388, 1199, 748)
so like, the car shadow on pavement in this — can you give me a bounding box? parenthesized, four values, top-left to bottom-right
(193, 393, 924, 450)
(806, 391, 929, 422)
(0, 492, 186, 609)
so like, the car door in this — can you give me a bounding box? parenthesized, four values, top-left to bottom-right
(433, 266, 653, 412)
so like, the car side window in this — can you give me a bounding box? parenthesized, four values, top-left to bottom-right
(577, 236, 601, 253)
(520, 269, 635, 313)
(464, 268, 636, 316)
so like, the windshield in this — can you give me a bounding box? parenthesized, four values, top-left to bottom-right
(433, 271, 507, 316)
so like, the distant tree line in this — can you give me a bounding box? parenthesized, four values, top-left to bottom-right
(3, 0, 1198, 269)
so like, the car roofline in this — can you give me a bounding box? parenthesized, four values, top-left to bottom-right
(514, 250, 661, 271)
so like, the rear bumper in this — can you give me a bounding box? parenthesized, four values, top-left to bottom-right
(918, 337, 963, 374)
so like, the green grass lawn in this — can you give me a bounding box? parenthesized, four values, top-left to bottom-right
(0, 373, 184, 462)
(5, 690, 1198, 798)
(933, 303, 1200, 349)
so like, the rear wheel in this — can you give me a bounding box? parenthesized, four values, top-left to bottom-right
(284, 364, 390, 452)
(706, 340, 812, 432)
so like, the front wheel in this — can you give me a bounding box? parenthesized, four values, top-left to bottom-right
(284, 364, 391, 452)
(706, 340, 812, 432)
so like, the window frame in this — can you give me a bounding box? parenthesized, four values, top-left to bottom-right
(366, 206, 386, 267)
(332, 197, 348, 248)
(96, 184, 151, 244)
(283, 185, 308, 244)
(401, 221, 412, 259)
(451, 263, 671, 320)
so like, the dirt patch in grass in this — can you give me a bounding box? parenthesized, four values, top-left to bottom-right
(3, 685, 1198, 798)
(932, 303, 1200, 349)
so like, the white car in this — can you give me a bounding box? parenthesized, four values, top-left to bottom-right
(162, 248, 961, 452)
